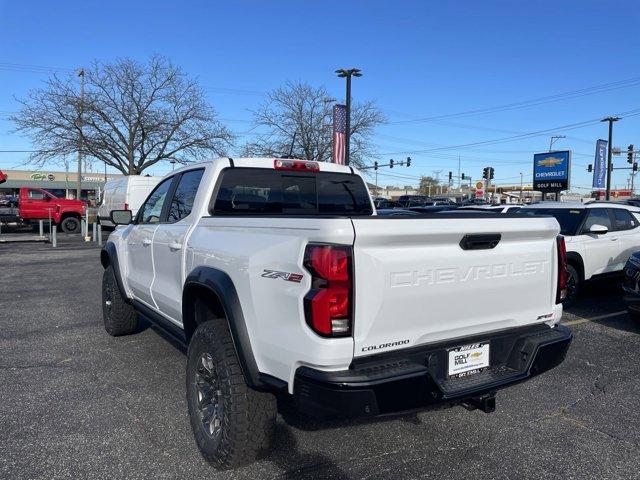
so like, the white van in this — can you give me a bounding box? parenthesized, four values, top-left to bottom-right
(98, 175, 161, 228)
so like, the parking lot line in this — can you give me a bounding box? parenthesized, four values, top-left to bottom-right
(563, 310, 627, 326)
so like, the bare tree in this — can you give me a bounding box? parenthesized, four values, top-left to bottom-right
(11, 56, 233, 175)
(418, 175, 447, 195)
(243, 81, 385, 168)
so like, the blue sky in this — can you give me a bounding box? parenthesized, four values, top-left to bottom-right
(1, 0, 640, 191)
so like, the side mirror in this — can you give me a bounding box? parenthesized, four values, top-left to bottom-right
(110, 209, 133, 225)
(589, 224, 608, 235)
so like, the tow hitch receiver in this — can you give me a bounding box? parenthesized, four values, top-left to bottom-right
(462, 393, 496, 414)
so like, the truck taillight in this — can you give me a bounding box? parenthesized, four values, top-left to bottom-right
(304, 244, 352, 337)
(556, 235, 568, 304)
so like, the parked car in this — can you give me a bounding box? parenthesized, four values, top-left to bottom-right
(0, 194, 18, 208)
(459, 205, 522, 213)
(622, 252, 640, 320)
(374, 199, 404, 209)
(102, 157, 571, 468)
(98, 175, 161, 228)
(408, 204, 459, 213)
(0, 187, 86, 233)
(397, 194, 431, 206)
(375, 208, 420, 216)
(521, 201, 640, 304)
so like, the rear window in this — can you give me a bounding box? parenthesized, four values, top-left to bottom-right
(520, 208, 586, 235)
(211, 168, 373, 216)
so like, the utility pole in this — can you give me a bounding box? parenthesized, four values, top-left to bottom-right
(549, 135, 566, 152)
(631, 152, 637, 196)
(520, 172, 524, 204)
(335, 68, 362, 166)
(457, 154, 461, 190)
(601, 116, 619, 200)
(76, 68, 85, 200)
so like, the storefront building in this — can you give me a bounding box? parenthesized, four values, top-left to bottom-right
(0, 169, 122, 206)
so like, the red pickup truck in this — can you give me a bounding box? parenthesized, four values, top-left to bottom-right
(0, 187, 86, 233)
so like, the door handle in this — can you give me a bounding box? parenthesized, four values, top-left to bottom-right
(142, 238, 152, 246)
(168, 242, 182, 251)
(610, 237, 619, 241)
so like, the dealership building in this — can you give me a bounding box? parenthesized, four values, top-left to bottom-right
(0, 169, 123, 205)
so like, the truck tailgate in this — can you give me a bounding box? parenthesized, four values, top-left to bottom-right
(351, 215, 561, 357)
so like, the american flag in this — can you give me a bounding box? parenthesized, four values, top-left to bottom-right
(332, 104, 347, 165)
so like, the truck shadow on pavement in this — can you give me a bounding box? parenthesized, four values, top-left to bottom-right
(266, 423, 351, 480)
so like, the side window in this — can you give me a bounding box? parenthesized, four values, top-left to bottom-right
(139, 177, 173, 224)
(28, 189, 45, 200)
(167, 169, 205, 222)
(582, 209, 612, 233)
(611, 208, 638, 231)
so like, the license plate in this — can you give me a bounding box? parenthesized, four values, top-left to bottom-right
(448, 342, 490, 378)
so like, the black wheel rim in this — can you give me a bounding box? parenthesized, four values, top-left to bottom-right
(103, 277, 113, 322)
(195, 353, 223, 439)
(566, 269, 578, 301)
(63, 218, 77, 231)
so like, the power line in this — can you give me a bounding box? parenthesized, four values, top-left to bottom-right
(387, 76, 640, 125)
(0, 62, 75, 74)
(379, 108, 640, 157)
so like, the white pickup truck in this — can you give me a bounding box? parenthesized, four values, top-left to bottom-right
(101, 157, 572, 469)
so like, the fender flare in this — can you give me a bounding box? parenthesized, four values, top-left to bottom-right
(100, 242, 128, 301)
(182, 266, 265, 390)
(183, 266, 278, 391)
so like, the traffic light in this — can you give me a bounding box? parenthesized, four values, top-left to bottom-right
(389, 159, 394, 169)
(482, 167, 489, 179)
(448, 171, 452, 182)
(489, 167, 494, 180)
(461, 173, 466, 180)
(634, 162, 638, 172)
(406, 157, 411, 167)
(587, 164, 593, 172)
(374, 161, 378, 170)
(628, 145, 634, 164)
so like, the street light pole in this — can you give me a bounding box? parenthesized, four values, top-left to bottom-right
(335, 68, 362, 166)
(601, 116, 620, 201)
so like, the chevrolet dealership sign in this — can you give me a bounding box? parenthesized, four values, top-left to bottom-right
(533, 151, 571, 192)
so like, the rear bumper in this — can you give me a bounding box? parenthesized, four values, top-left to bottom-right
(294, 323, 572, 419)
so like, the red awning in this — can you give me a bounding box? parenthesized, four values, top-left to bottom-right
(0, 170, 7, 184)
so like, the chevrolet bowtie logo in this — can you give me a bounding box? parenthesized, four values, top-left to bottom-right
(537, 157, 563, 167)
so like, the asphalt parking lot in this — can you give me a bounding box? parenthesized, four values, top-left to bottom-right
(1, 237, 639, 480)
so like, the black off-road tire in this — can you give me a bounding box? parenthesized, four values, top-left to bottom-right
(60, 216, 80, 233)
(563, 264, 580, 308)
(186, 319, 277, 469)
(102, 265, 138, 336)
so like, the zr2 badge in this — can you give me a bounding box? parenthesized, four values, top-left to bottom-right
(261, 269, 303, 283)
